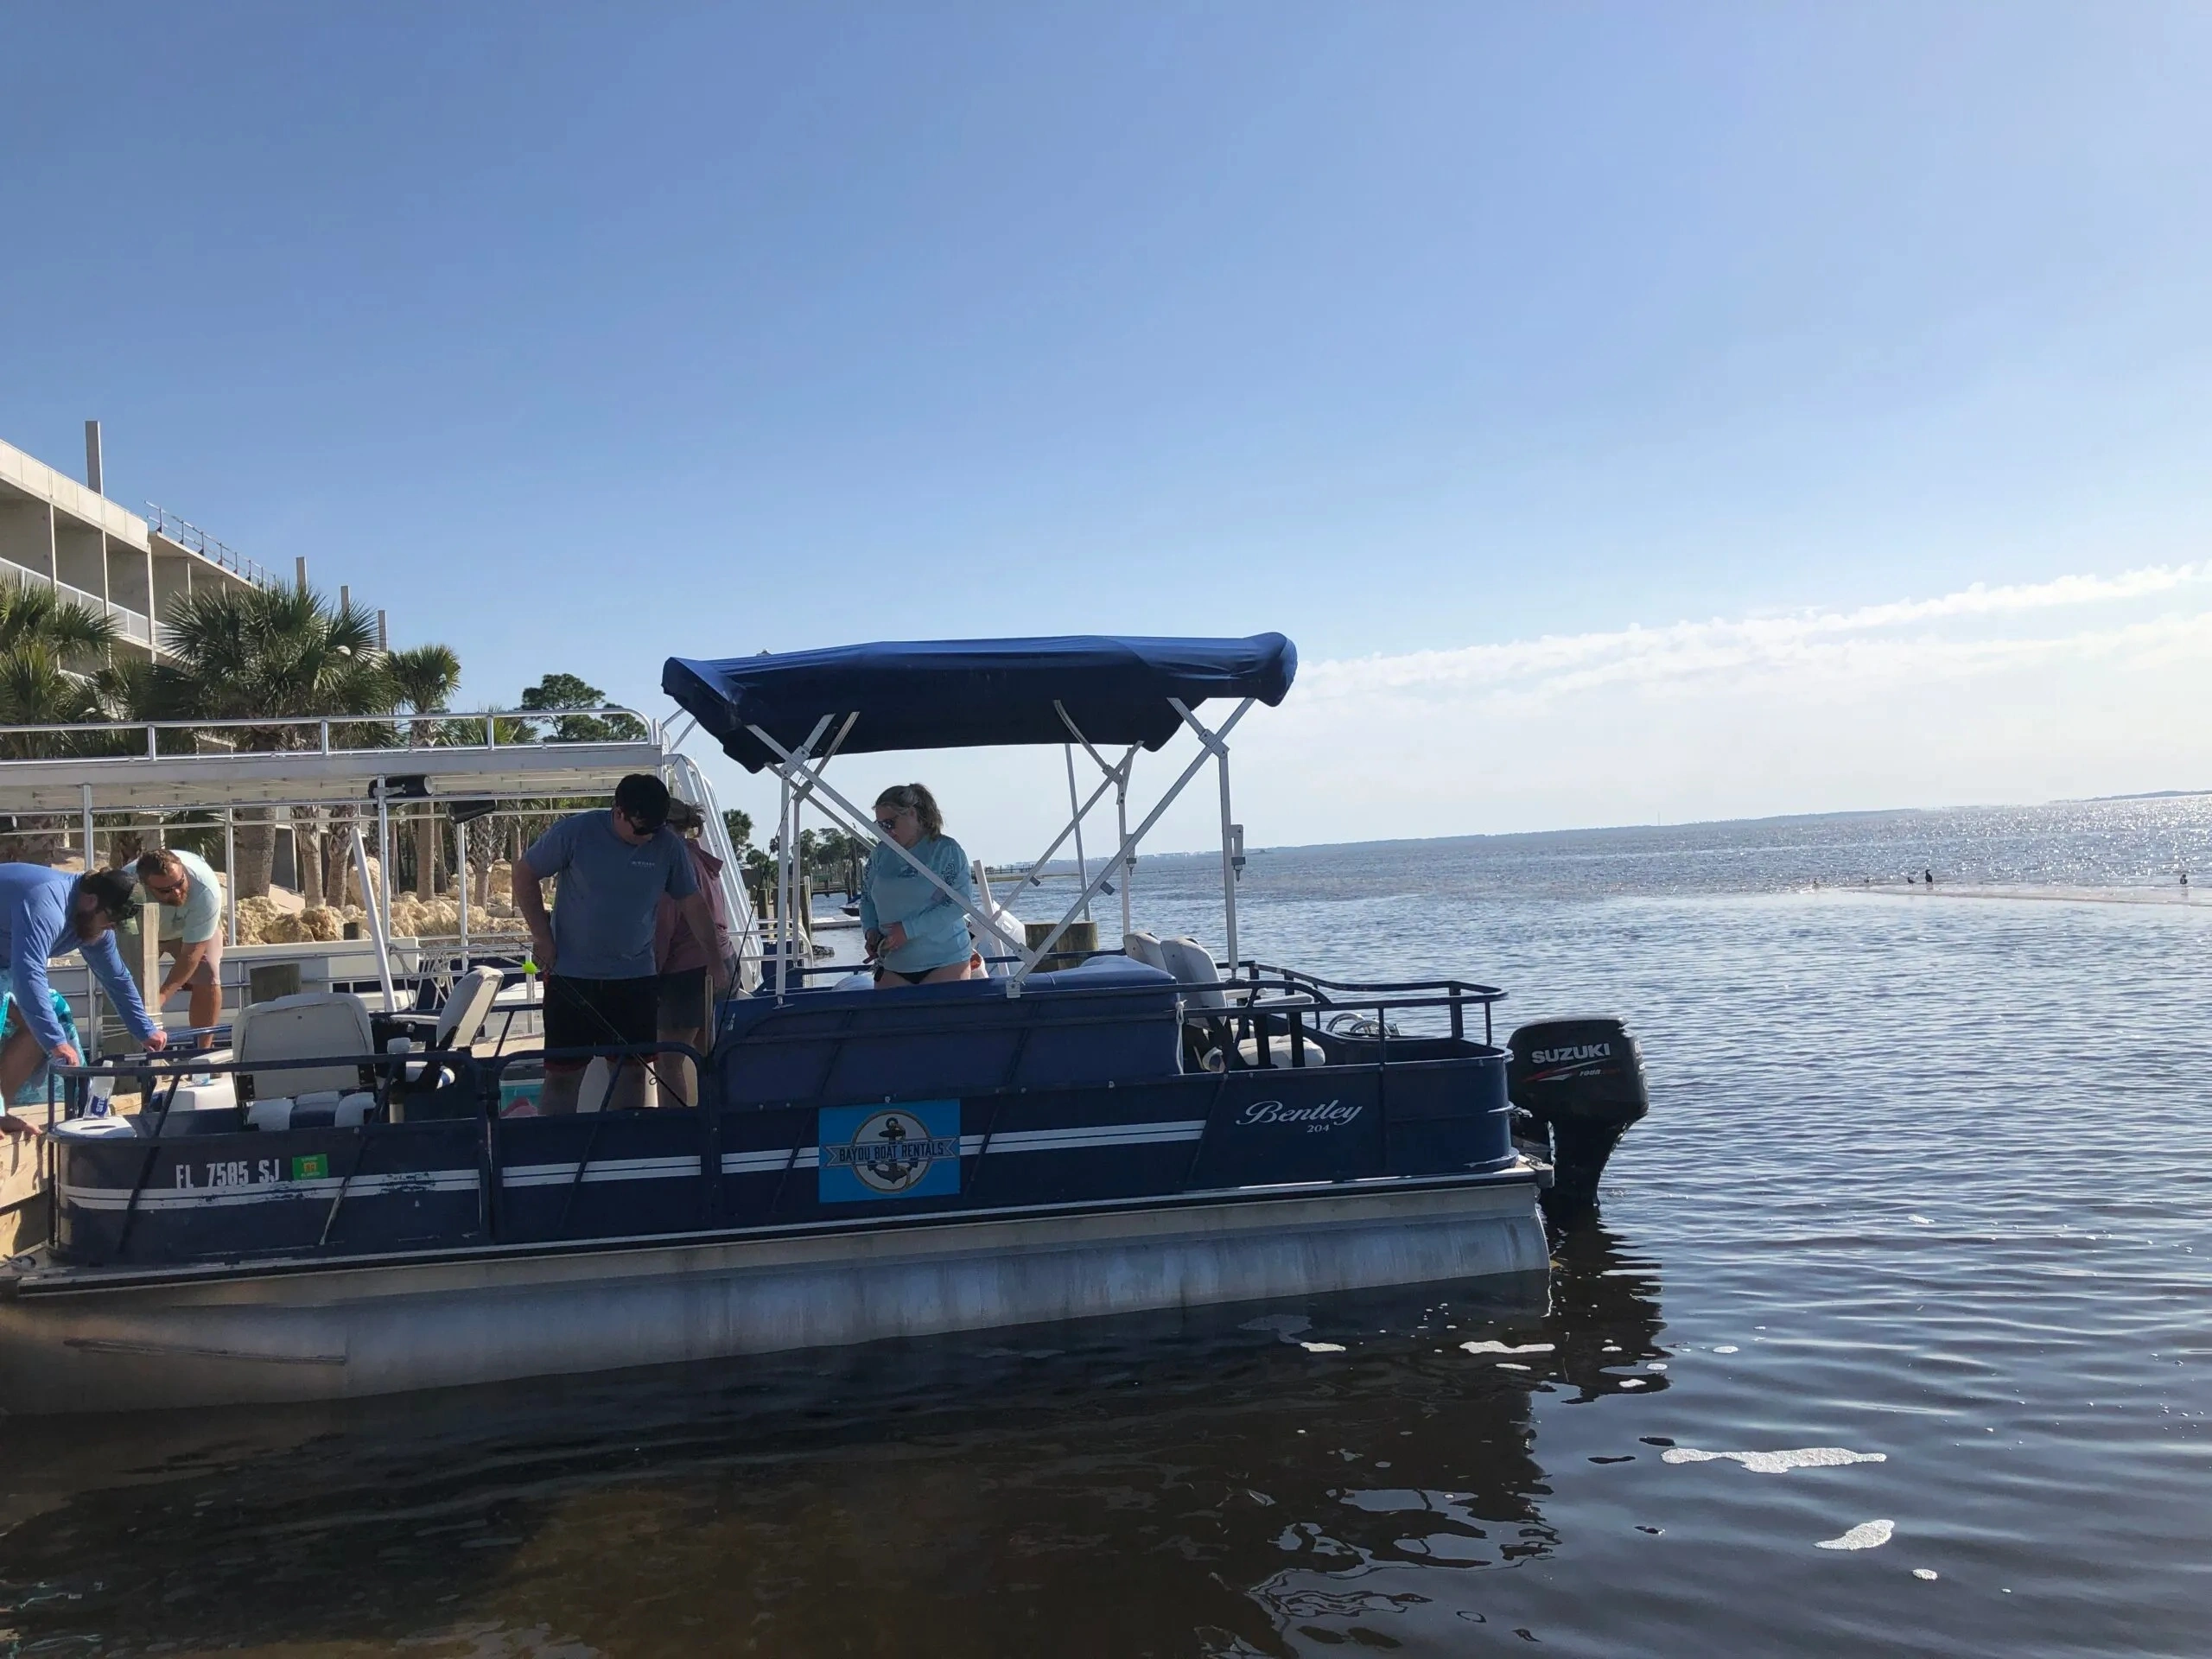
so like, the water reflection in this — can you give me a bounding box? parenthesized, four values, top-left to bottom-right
(1236, 1221, 1664, 1652)
(0, 1226, 1665, 1656)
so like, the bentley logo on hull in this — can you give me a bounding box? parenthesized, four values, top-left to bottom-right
(1237, 1099, 1364, 1133)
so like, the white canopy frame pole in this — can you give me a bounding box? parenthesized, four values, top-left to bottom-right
(1171, 697, 1242, 973)
(743, 723, 1029, 968)
(1052, 704, 1140, 938)
(1011, 697, 1257, 991)
(780, 711, 859, 953)
(1063, 744, 1090, 920)
(777, 766, 793, 1000)
(785, 712, 858, 1000)
(974, 711, 1128, 923)
(774, 766, 791, 1001)
(785, 714, 860, 818)
(348, 823, 398, 1013)
(79, 785, 101, 1058)
(223, 809, 238, 947)
(1002, 762, 1122, 914)
(1116, 760, 1132, 939)
(373, 780, 393, 940)
(455, 816, 470, 970)
(768, 715, 837, 1004)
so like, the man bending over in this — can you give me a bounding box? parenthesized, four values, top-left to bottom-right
(0, 865, 166, 1129)
(134, 847, 226, 1046)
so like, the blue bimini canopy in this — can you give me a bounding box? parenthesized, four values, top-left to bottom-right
(664, 633, 1296, 772)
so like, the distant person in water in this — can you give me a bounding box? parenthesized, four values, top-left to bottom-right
(861, 783, 982, 986)
(1924, 868, 1935, 887)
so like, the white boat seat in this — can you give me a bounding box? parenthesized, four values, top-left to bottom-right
(232, 991, 374, 1101)
(161, 1074, 238, 1115)
(1236, 1033, 1327, 1068)
(435, 966, 503, 1050)
(1154, 936, 1230, 1011)
(248, 1090, 378, 1132)
(1122, 931, 1168, 972)
(50, 1116, 139, 1140)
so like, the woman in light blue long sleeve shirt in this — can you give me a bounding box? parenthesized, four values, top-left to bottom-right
(859, 784, 980, 985)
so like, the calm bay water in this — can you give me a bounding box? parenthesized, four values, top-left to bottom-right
(5, 799, 2211, 1656)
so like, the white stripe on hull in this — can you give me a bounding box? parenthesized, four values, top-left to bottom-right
(57, 1120, 1229, 1209)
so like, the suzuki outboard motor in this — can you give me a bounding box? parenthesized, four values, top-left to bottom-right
(1507, 1017, 1648, 1215)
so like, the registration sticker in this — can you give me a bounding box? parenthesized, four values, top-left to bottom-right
(291, 1153, 330, 1180)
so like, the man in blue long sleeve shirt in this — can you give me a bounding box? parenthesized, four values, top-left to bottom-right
(0, 865, 165, 1121)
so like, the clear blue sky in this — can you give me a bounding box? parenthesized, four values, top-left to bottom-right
(7, 4, 2211, 849)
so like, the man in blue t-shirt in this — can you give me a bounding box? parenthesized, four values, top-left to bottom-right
(512, 774, 726, 1113)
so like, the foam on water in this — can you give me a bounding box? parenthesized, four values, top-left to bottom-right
(1662, 1447, 1888, 1474)
(1460, 1340, 1557, 1355)
(1815, 1520, 1896, 1551)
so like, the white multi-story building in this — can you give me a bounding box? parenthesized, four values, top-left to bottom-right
(0, 426, 283, 661)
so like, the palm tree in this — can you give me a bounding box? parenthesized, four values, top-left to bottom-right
(0, 583, 122, 751)
(388, 643, 464, 900)
(0, 582, 126, 862)
(161, 584, 395, 899)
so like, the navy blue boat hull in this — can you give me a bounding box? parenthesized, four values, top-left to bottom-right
(51, 1054, 1514, 1268)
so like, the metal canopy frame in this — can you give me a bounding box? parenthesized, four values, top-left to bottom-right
(745, 692, 1255, 1001)
(0, 709, 765, 1040)
(0, 710, 668, 813)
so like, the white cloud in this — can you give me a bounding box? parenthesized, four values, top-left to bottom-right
(1225, 563, 2212, 844)
(1301, 563, 2210, 709)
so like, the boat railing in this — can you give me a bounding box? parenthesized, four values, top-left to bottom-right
(1233, 961, 1505, 1048)
(723, 950, 1503, 1052)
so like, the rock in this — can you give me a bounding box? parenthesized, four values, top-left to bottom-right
(339, 856, 382, 909)
(234, 893, 302, 944)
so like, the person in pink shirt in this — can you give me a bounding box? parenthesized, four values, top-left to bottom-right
(653, 799, 734, 1106)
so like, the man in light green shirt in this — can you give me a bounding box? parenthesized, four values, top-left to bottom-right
(134, 848, 226, 1042)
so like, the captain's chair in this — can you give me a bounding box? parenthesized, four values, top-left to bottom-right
(373, 966, 503, 1055)
(232, 991, 376, 1101)
(1123, 931, 1169, 971)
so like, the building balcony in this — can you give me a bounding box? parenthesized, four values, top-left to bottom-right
(3, 556, 158, 652)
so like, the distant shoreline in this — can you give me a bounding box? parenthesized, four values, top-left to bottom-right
(1101, 793, 2212, 867)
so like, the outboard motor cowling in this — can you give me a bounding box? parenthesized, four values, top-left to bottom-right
(1507, 1017, 1648, 1213)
